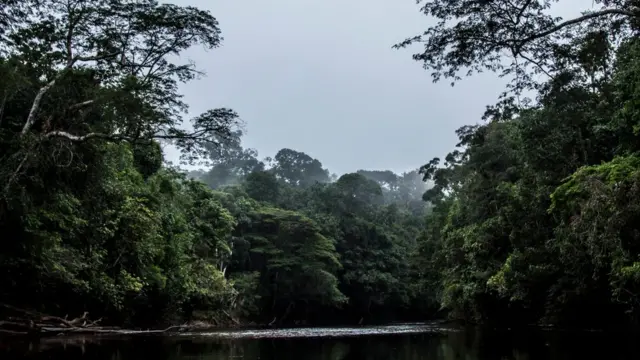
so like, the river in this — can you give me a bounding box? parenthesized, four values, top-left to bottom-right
(2, 324, 638, 359)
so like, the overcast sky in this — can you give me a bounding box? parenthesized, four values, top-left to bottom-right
(167, 0, 587, 176)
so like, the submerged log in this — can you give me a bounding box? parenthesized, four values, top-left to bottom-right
(0, 303, 187, 337)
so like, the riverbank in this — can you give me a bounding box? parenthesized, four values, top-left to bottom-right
(0, 301, 455, 338)
(0, 303, 245, 337)
(2, 302, 623, 339)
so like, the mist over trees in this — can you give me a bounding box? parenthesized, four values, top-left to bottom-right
(183, 131, 434, 325)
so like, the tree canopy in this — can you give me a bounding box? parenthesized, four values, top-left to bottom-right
(396, 0, 640, 117)
(0, 0, 432, 326)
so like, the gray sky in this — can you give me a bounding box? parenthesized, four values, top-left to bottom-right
(167, 0, 586, 176)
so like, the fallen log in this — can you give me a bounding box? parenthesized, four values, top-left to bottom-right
(0, 303, 192, 337)
(38, 325, 184, 335)
(0, 303, 231, 338)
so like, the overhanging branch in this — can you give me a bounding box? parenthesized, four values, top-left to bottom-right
(45, 131, 129, 142)
(513, 8, 638, 54)
(45, 128, 224, 144)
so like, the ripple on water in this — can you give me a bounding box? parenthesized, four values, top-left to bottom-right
(179, 324, 458, 339)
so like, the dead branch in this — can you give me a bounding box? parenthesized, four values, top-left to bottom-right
(0, 303, 197, 338)
(20, 51, 119, 136)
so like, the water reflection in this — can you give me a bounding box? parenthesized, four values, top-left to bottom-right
(1, 326, 638, 360)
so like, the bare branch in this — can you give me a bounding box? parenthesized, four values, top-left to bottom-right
(45, 127, 225, 144)
(2, 152, 29, 197)
(514, 0, 534, 26)
(519, 51, 553, 79)
(20, 79, 57, 136)
(74, 51, 120, 64)
(64, 0, 79, 66)
(20, 51, 118, 136)
(45, 130, 129, 142)
(69, 100, 94, 110)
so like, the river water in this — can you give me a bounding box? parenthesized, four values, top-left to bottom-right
(2, 324, 638, 359)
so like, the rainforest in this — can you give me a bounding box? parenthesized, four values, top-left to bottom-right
(1, 0, 640, 335)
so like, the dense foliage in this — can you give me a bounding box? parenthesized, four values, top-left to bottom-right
(404, 0, 640, 328)
(3, 0, 640, 330)
(187, 144, 432, 325)
(0, 0, 431, 327)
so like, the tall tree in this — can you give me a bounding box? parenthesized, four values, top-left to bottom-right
(200, 130, 264, 188)
(270, 148, 330, 187)
(1, 0, 240, 199)
(0, 0, 243, 327)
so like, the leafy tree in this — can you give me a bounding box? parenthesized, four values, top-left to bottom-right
(357, 170, 399, 191)
(214, 188, 346, 323)
(396, 0, 640, 119)
(397, 0, 639, 87)
(332, 173, 384, 215)
(244, 170, 280, 203)
(409, 34, 640, 327)
(0, 0, 242, 327)
(270, 148, 330, 187)
(200, 130, 265, 188)
(1, 0, 241, 200)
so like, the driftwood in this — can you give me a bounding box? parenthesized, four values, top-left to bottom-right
(0, 303, 185, 337)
